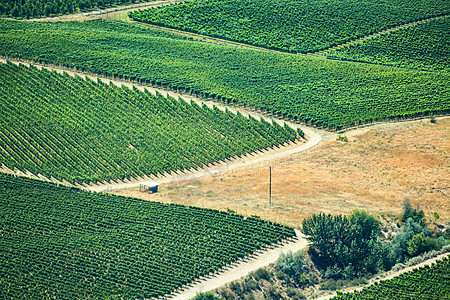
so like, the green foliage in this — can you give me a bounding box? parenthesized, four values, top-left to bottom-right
(401, 199, 425, 225)
(252, 268, 272, 281)
(276, 251, 305, 277)
(275, 251, 310, 287)
(301, 211, 382, 278)
(330, 257, 450, 299)
(193, 292, 220, 300)
(407, 232, 448, 257)
(0, 173, 295, 299)
(433, 211, 440, 220)
(326, 17, 450, 72)
(0, 20, 449, 129)
(0, 0, 151, 18)
(129, 0, 450, 53)
(379, 218, 430, 269)
(0, 62, 296, 184)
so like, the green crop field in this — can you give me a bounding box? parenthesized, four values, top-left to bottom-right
(0, 61, 297, 184)
(331, 256, 450, 299)
(1, 20, 448, 130)
(326, 17, 450, 72)
(0, 0, 153, 18)
(0, 173, 295, 299)
(129, 0, 450, 53)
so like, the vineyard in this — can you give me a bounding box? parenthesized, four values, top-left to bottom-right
(0, 0, 153, 18)
(331, 256, 450, 299)
(128, 0, 450, 53)
(0, 61, 297, 184)
(1, 20, 449, 130)
(0, 173, 295, 299)
(326, 17, 450, 72)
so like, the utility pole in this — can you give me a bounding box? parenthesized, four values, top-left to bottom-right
(269, 166, 272, 205)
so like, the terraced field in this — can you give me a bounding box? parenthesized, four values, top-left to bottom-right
(326, 16, 450, 71)
(1, 20, 448, 130)
(0, 173, 295, 299)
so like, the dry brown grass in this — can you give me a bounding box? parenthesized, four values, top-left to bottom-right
(116, 118, 449, 228)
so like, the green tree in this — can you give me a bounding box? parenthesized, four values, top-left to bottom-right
(401, 199, 425, 225)
(302, 210, 382, 278)
(407, 232, 448, 257)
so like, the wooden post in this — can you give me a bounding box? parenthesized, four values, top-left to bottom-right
(269, 166, 272, 205)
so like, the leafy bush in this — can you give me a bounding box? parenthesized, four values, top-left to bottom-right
(379, 218, 429, 268)
(401, 199, 425, 225)
(407, 233, 448, 257)
(302, 210, 382, 278)
(193, 292, 220, 300)
(276, 251, 305, 277)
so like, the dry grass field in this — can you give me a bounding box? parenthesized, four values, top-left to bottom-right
(116, 118, 449, 228)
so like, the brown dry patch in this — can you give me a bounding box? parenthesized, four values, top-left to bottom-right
(116, 118, 449, 228)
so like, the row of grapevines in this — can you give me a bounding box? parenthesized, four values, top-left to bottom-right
(325, 17, 450, 72)
(0, 0, 152, 19)
(0, 173, 295, 299)
(129, 0, 450, 54)
(0, 61, 297, 184)
(0, 19, 448, 129)
(331, 256, 450, 299)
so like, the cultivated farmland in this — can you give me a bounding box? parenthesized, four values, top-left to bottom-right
(0, 173, 295, 299)
(0, 20, 448, 129)
(129, 0, 450, 53)
(326, 17, 450, 71)
(0, 0, 449, 299)
(0, 62, 297, 184)
(331, 256, 450, 300)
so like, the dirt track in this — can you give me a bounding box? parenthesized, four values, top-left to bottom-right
(0, 58, 330, 192)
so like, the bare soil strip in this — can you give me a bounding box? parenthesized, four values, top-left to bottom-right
(167, 230, 309, 300)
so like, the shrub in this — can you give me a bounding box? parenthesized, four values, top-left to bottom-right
(401, 199, 425, 225)
(192, 292, 220, 300)
(276, 251, 304, 277)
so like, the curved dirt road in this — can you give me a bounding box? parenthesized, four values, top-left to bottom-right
(0, 58, 330, 192)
